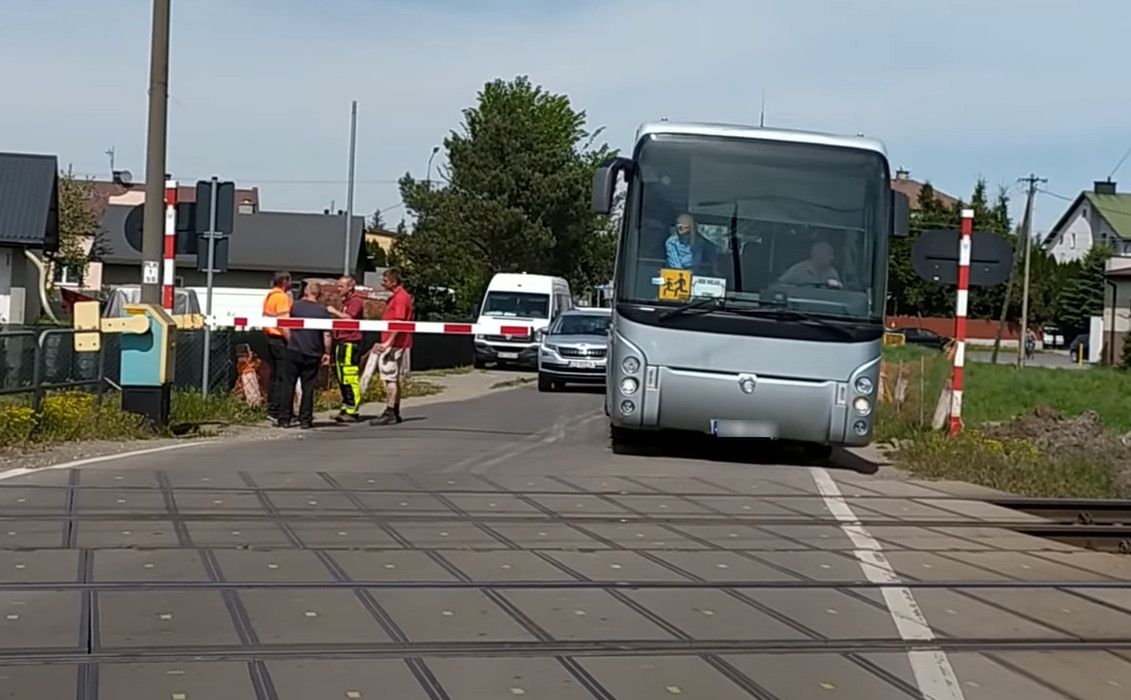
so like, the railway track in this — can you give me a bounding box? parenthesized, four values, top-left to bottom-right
(989, 498, 1131, 553)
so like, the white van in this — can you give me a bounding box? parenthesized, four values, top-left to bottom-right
(473, 273, 572, 368)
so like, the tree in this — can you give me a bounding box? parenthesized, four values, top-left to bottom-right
(52, 168, 102, 287)
(395, 76, 615, 316)
(367, 209, 386, 233)
(1055, 244, 1111, 334)
(366, 240, 388, 267)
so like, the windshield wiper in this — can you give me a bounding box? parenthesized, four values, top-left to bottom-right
(657, 295, 725, 321)
(725, 307, 858, 339)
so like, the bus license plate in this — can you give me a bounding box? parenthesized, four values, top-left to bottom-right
(711, 419, 777, 438)
(499, 352, 519, 360)
(570, 360, 596, 369)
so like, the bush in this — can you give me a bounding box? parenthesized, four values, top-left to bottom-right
(0, 392, 146, 450)
(0, 406, 37, 447)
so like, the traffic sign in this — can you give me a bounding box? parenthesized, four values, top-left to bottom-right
(912, 229, 1014, 287)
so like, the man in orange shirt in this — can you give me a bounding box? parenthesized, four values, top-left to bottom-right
(262, 271, 293, 426)
(370, 268, 414, 426)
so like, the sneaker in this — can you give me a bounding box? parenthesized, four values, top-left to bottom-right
(299, 421, 314, 430)
(334, 411, 362, 424)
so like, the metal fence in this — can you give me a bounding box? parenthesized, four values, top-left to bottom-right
(0, 324, 475, 409)
(0, 328, 107, 410)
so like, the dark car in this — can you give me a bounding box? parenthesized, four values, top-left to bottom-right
(893, 327, 951, 351)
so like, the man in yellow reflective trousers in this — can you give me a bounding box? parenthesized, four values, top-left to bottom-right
(327, 275, 365, 422)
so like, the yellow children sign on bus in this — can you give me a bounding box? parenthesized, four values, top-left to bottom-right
(658, 268, 692, 301)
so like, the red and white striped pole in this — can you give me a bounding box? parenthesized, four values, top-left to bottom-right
(162, 179, 178, 311)
(948, 208, 974, 436)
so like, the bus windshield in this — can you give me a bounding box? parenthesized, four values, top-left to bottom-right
(617, 133, 890, 322)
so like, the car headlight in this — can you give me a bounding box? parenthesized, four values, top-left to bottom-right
(622, 356, 641, 373)
(854, 376, 874, 395)
(620, 377, 639, 395)
(852, 396, 872, 416)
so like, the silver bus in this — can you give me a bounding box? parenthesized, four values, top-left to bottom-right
(592, 122, 909, 457)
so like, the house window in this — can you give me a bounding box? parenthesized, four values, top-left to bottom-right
(1071, 233, 1077, 248)
(53, 263, 83, 287)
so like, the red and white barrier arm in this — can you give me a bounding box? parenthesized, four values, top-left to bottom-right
(211, 316, 535, 337)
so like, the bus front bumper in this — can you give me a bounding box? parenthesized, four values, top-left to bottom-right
(608, 365, 875, 446)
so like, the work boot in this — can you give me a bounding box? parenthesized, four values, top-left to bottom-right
(369, 408, 398, 426)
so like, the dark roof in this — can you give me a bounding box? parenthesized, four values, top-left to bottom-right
(98, 205, 366, 275)
(0, 152, 59, 250)
(890, 174, 958, 212)
(88, 181, 261, 212)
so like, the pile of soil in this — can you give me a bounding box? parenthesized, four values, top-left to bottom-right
(984, 406, 1131, 496)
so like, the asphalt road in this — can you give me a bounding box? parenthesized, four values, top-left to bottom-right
(2, 382, 1131, 699)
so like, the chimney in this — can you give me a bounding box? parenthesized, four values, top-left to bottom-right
(895, 168, 910, 181)
(1095, 179, 1117, 195)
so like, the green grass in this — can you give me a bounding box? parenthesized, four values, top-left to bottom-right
(898, 430, 1123, 499)
(491, 377, 535, 390)
(960, 363, 1131, 432)
(876, 344, 1131, 498)
(171, 390, 265, 426)
(416, 365, 474, 377)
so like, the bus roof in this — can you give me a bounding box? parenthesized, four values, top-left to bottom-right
(635, 121, 888, 158)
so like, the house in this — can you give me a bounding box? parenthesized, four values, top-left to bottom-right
(97, 204, 368, 297)
(62, 178, 261, 289)
(890, 169, 959, 211)
(364, 227, 403, 255)
(1102, 256, 1131, 364)
(0, 152, 59, 325)
(1041, 180, 1131, 263)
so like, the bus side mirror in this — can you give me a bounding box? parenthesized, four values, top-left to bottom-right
(592, 157, 632, 215)
(892, 191, 910, 238)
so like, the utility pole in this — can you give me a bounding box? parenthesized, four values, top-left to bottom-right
(343, 100, 358, 276)
(1017, 173, 1046, 368)
(140, 0, 172, 304)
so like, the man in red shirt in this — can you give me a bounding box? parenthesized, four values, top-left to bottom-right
(371, 267, 414, 426)
(327, 275, 365, 421)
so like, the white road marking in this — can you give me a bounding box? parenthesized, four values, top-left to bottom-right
(810, 467, 965, 700)
(0, 442, 211, 483)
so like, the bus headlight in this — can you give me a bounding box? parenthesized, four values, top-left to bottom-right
(852, 396, 872, 416)
(622, 356, 641, 373)
(620, 377, 639, 395)
(853, 420, 869, 436)
(620, 400, 636, 415)
(854, 376, 874, 395)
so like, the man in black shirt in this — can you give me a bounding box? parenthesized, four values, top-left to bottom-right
(282, 281, 332, 428)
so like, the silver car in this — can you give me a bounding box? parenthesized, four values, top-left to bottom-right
(537, 308, 612, 392)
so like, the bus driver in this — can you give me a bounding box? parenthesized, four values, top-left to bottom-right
(777, 240, 842, 289)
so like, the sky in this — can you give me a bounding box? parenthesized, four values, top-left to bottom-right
(3, 0, 1130, 236)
